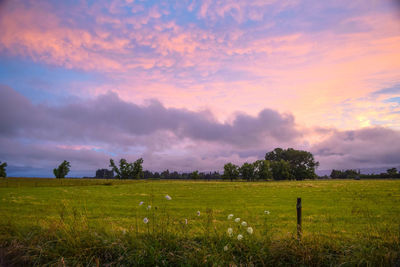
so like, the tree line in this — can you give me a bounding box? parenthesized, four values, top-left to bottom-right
(329, 168, 400, 179)
(0, 148, 398, 180)
(94, 148, 320, 181)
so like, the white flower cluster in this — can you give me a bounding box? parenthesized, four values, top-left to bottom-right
(226, 214, 254, 242)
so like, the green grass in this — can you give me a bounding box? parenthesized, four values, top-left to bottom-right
(0, 178, 399, 266)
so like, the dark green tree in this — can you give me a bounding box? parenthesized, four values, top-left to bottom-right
(161, 169, 170, 179)
(387, 168, 398, 177)
(133, 158, 144, 179)
(239, 162, 255, 181)
(271, 160, 292, 180)
(53, 160, 71, 178)
(0, 161, 7, 178)
(254, 160, 273, 180)
(266, 148, 319, 180)
(223, 162, 239, 181)
(190, 170, 200, 180)
(109, 158, 144, 179)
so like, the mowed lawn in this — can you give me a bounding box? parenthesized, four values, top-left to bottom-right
(0, 178, 399, 265)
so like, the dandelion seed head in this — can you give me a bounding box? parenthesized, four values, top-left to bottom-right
(227, 214, 234, 220)
(241, 221, 247, 227)
(234, 218, 240, 223)
(247, 227, 253, 235)
(143, 217, 149, 224)
(237, 234, 243, 240)
(264, 210, 270, 215)
(227, 227, 233, 236)
(223, 245, 228, 251)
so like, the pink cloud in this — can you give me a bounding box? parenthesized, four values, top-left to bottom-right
(0, 0, 399, 132)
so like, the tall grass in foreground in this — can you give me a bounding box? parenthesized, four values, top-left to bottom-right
(1, 191, 399, 266)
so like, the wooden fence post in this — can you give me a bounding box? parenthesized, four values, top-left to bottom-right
(297, 197, 302, 240)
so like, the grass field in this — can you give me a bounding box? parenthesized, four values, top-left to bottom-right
(0, 178, 399, 266)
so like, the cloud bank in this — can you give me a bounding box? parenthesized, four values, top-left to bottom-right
(1, 85, 400, 176)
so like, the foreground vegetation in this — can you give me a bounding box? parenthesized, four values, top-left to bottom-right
(0, 178, 399, 266)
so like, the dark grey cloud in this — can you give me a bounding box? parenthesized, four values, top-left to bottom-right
(0, 85, 301, 176)
(312, 127, 400, 169)
(0, 85, 300, 147)
(2, 85, 400, 176)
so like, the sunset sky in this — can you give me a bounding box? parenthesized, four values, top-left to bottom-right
(1, 0, 400, 177)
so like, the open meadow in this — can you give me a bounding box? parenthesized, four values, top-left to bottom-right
(0, 178, 399, 266)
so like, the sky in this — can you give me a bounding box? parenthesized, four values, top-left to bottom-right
(0, 0, 400, 177)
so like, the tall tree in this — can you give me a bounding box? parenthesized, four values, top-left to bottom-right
(109, 158, 144, 179)
(239, 162, 255, 181)
(133, 158, 144, 179)
(223, 163, 239, 181)
(254, 160, 273, 180)
(271, 160, 292, 180)
(0, 161, 7, 178)
(53, 160, 71, 178)
(266, 148, 319, 180)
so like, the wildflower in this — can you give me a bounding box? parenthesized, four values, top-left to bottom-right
(234, 218, 240, 223)
(147, 205, 151, 210)
(143, 217, 149, 224)
(241, 221, 247, 227)
(264, 210, 270, 215)
(224, 245, 229, 251)
(227, 214, 234, 220)
(227, 227, 233, 236)
(165, 195, 172, 200)
(122, 229, 126, 235)
(139, 201, 144, 206)
(197, 210, 201, 216)
(247, 227, 253, 235)
(237, 234, 243, 241)
(185, 218, 188, 225)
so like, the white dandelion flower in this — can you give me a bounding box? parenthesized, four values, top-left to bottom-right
(234, 218, 240, 223)
(147, 205, 151, 210)
(237, 234, 243, 240)
(264, 210, 270, 215)
(139, 201, 144, 206)
(241, 221, 247, 227)
(227, 227, 233, 236)
(197, 210, 201, 216)
(143, 217, 149, 224)
(165, 195, 172, 200)
(227, 214, 234, 220)
(223, 245, 229, 251)
(247, 227, 253, 235)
